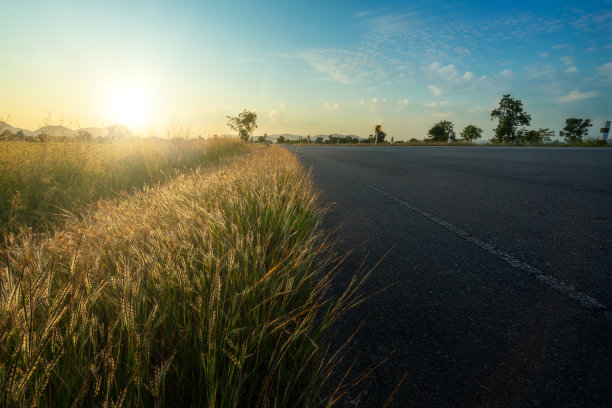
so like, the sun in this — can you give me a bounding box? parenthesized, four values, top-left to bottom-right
(106, 84, 154, 129)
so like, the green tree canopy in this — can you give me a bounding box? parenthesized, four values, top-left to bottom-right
(559, 118, 592, 144)
(226, 110, 258, 142)
(490, 94, 531, 143)
(460, 125, 482, 142)
(427, 120, 454, 142)
(523, 128, 554, 144)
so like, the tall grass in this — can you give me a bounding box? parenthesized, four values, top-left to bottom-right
(0, 138, 249, 235)
(0, 146, 368, 407)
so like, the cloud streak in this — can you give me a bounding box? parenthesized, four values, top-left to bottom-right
(557, 89, 599, 103)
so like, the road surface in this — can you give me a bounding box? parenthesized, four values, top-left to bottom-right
(286, 145, 612, 407)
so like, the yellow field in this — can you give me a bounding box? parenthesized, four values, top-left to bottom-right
(0, 138, 247, 235)
(0, 143, 366, 407)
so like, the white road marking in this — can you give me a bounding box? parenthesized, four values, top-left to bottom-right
(345, 174, 611, 321)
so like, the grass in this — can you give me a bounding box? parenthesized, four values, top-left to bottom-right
(0, 144, 369, 407)
(0, 138, 249, 236)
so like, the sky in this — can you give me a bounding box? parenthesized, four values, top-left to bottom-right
(1, 0, 611, 140)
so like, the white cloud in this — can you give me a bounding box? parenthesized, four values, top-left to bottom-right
(463, 72, 474, 80)
(552, 43, 570, 50)
(425, 101, 449, 107)
(429, 84, 442, 95)
(397, 99, 410, 105)
(353, 97, 386, 113)
(596, 62, 612, 84)
(268, 103, 290, 123)
(268, 109, 284, 123)
(557, 89, 599, 103)
(565, 66, 578, 73)
(354, 10, 371, 18)
(560, 56, 575, 66)
(454, 46, 470, 56)
(499, 69, 514, 79)
(540, 52, 550, 58)
(323, 102, 340, 111)
(428, 62, 459, 81)
(302, 49, 386, 84)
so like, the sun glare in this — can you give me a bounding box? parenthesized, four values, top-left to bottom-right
(106, 84, 154, 129)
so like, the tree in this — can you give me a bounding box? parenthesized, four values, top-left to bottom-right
(376, 131, 387, 143)
(490, 94, 531, 143)
(523, 128, 554, 144)
(559, 118, 592, 144)
(460, 125, 482, 142)
(277, 135, 286, 144)
(315, 136, 324, 144)
(427, 120, 454, 142)
(226, 109, 258, 142)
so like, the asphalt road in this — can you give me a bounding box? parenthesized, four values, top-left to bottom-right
(286, 145, 612, 408)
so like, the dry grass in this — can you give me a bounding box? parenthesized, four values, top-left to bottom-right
(0, 145, 369, 407)
(0, 138, 248, 236)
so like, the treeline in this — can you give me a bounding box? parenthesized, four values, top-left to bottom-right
(425, 94, 602, 145)
(277, 134, 364, 144)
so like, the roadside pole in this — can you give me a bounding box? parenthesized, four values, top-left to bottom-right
(600, 120, 611, 144)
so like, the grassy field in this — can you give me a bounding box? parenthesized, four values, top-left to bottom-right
(0, 142, 367, 407)
(0, 138, 249, 236)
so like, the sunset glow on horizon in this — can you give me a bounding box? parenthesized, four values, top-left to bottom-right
(1, 0, 610, 139)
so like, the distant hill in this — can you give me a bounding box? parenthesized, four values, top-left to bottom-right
(34, 125, 75, 137)
(0, 121, 35, 136)
(0, 122, 134, 139)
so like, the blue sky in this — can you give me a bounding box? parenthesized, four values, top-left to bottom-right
(1, 0, 611, 140)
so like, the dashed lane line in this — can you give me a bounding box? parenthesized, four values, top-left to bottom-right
(343, 172, 612, 321)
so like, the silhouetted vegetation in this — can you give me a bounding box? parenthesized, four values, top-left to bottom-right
(560, 118, 593, 144)
(427, 120, 454, 142)
(490, 94, 531, 143)
(226, 109, 258, 142)
(460, 125, 482, 142)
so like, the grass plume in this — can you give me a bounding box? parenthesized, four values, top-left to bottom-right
(0, 144, 368, 407)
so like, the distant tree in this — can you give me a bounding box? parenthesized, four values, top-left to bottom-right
(490, 94, 531, 143)
(315, 136, 324, 144)
(277, 135, 286, 144)
(257, 133, 268, 143)
(226, 110, 258, 142)
(559, 118, 592, 144)
(15, 130, 25, 140)
(523, 128, 554, 144)
(427, 120, 454, 142)
(376, 131, 387, 143)
(460, 125, 482, 142)
(77, 130, 93, 142)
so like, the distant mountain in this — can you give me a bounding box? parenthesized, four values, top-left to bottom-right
(34, 125, 75, 137)
(0, 121, 35, 136)
(0, 122, 134, 139)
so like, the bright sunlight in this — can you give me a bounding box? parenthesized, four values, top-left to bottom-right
(105, 84, 154, 129)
